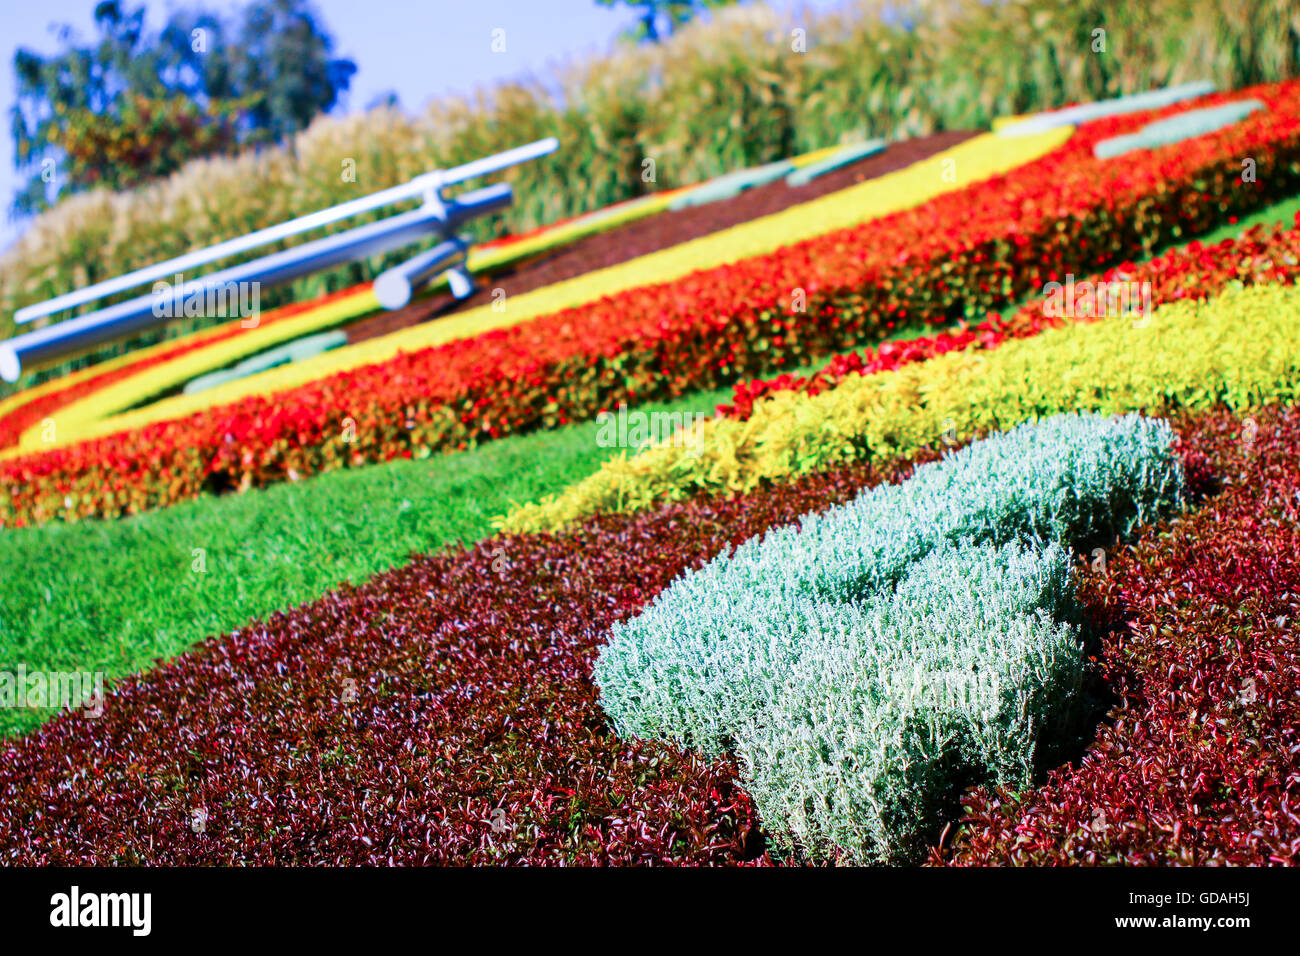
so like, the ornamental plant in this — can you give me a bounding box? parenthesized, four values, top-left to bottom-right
(56, 93, 252, 193)
(0, 439, 952, 864)
(940, 403, 1300, 865)
(501, 281, 1300, 533)
(594, 412, 1184, 860)
(6, 78, 1300, 527)
(3, 404, 1293, 864)
(719, 221, 1300, 419)
(0, 286, 367, 451)
(37, 126, 1052, 445)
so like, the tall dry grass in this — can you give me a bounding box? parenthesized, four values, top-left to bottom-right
(2, 0, 1296, 387)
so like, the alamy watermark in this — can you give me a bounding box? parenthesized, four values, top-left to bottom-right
(0, 665, 104, 716)
(883, 668, 1007, 711)
(152, 273, 261, 328)
(595, 403, 709, 458)
(50, 886, 150, 936)
(1042, 273, 1152, 323)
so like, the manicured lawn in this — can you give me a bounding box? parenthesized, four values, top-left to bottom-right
(0, 387, 729, 736)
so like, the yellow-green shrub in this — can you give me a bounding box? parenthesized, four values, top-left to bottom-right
(500, 281, 1300, 532)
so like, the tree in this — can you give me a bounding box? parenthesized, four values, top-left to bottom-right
(9, 0, 356, 214)
(57, 92, 250, 192)
(595, 0, 738, 44)
(225, 0, 357, 145)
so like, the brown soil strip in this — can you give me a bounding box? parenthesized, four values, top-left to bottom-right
(345, 129, 977, 345)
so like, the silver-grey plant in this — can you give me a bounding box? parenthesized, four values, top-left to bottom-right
(594, 412, 1186, 862)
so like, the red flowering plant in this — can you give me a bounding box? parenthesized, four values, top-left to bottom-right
(6, 80, 1300, 526)
(939, 403, 1300, 865)
(720, 218, 1300, 418)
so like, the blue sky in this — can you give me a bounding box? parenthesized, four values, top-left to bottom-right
(0, 0, 850, 253)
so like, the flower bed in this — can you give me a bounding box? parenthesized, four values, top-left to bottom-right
(3, 401, 1286, 864)
(597, 412, 1184, 862)
(940, 403, 1300, 865)
(0, 446, 950, 865)
(48, 129, 1049, 450)
(7, 80, 1300, 528)
(719, 220, 1300, 419)
(502, 281, 1300, 533)
(341, 132, 975, 346)
(0, 285, 375, 454)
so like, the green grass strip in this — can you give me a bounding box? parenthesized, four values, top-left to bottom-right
(1195, 191, 1300, 245)
(0, 387, 728, 736)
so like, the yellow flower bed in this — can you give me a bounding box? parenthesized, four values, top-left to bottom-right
(2, 287, 378, 458)
(31, 128, 1069, 452)
(0, 140, 859, 449)
(499, 281, 1300, 533)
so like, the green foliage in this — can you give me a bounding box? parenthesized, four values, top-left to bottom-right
(596, 0, 738, 44)
(10, 0, 356, 214)
(223, 0, 358, 143)
(742, 540, 1084, 863)
(1191, 191, 1300, 245)
(55, 92, 253, 193)
(594, 412, 1186, 861)
(0, 387, 728, 737)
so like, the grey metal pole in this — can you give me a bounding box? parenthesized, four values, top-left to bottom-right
(0, 183, 512, 382)
(372, 238, 470, 310)
(14, 137, 558, 324)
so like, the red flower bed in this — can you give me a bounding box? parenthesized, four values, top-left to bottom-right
(3, 404, 1293, 864)
(719, 219, 1300, 418)
(940, 404, 1300, 865)
(0, 284, 366, 451)
(0, 448, 945, 865)
(7, 80, 1300, 526)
